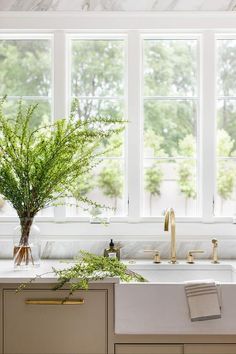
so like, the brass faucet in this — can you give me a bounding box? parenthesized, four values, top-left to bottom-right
(164, 208, 177, 264)
(187, 250, 204, 264)
(212, 238, 219, 264)
(144, 250, 161, 264)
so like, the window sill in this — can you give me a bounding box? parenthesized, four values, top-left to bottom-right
(0, 216, 235, 223)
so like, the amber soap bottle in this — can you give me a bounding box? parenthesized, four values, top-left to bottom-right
(104, 239, 120, 260)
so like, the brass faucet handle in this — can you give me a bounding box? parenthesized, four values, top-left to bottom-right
(144, 250, 161, 264)
(212, 238, 219, 264)
(212, 238, 218, 246)
(187, 250, 204, 264)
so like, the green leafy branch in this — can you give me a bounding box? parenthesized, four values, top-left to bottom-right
(53, 252, 147, 294)
(0, 97, 125, 224)
(16, 252, 147, 295)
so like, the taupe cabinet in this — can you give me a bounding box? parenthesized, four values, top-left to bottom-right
(3, 289, 107, 354)
(115, 344, 236, 354)
(1, 284, 236, 354)
(115, 344, 184, 353)
(184, 344, 236, 354)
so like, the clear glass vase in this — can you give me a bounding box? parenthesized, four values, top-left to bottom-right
(13, 217, 41, 270)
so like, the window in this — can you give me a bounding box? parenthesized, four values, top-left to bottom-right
(216, 38, 236, 216)
(142, 38, 199, 216)
(0, 13, 236, 237)
(0, 36, 52, 216)
(67, 37, 127, 217)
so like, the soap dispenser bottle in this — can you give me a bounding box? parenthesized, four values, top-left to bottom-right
(104, 239, 120, 260)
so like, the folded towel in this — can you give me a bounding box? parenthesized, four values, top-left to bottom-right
(185, 280, 221, 322)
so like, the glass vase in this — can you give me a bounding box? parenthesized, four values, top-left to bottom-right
(13, 217, 41, 270)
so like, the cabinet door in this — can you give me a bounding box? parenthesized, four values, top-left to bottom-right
(184, 344, 236, 354)
(115, 344, 184, 354)
(4, 289, 107, 354)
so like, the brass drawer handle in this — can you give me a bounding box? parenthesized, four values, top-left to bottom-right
(25, 299, 84, 305)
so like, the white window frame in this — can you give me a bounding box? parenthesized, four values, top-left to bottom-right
(0, 12, 236, 240)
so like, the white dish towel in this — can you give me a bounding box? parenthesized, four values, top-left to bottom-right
(185, 280, 221, 322)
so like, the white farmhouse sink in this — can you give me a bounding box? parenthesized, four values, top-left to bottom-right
(115, 261, 236, 335)
(125, 261, 236, 283)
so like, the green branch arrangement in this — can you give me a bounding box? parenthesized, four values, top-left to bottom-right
(16, 251, 147, 296)
(0, 97, 125, 267)
(53, 252, 147, 293)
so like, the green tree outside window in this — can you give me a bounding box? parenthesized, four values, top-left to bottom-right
(177, 134, 196, 215)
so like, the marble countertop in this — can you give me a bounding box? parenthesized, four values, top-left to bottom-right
(1, 259, 236, 283)
(0, 259, 120, 283)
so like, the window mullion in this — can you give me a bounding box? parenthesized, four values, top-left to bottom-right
(127, 31, 142, 220)
(201, 31, 216, 222)
(53, 30, 67, 222)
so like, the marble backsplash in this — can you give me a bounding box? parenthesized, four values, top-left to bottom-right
(1, 238, 236, 260)
(0, 0, 236, 11)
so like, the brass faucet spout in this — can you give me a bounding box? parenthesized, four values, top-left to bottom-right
(164, 208, 177, 264)
(164, 210, 169, 231)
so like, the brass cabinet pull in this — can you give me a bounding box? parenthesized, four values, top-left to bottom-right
(25, 299, 84, 305)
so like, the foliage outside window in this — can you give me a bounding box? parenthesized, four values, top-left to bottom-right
(68, 39, 126, 217)
(143, 39, 198, 216)
(1, 33, 236, 221)
(0, 38, 52, 216)
(215, 39, 236, 216)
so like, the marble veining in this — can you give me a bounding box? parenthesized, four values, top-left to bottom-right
(0, 239, 236, 260)
(1, 0, 236, 11)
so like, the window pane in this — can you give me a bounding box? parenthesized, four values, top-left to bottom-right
(143, 38, 199, 216)
(69, 38, 126, 217)
(144, 100, 197, 157)
(75, 98, 124, 120)
(73, 98, 125, 158)
(144, 39, 197, 97)
(0, 200, 16, 217)
(0, 201, 53, 217)
(215, 159, 236, 216)
(216, 39, 236, 217)
(143, 159, 197, 216)
(217, 39, 236, 97)
(0, 39, 51, 97)
(71, 40, 125, 97)
(0, 38, 52, 217)
(217, 99, 236, 155)
(0, 98, 53, 217)
(67, 159, 126, 217)
(3, 99, 51, 130)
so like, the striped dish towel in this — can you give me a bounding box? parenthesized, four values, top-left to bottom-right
(185, 280, 221, 322)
